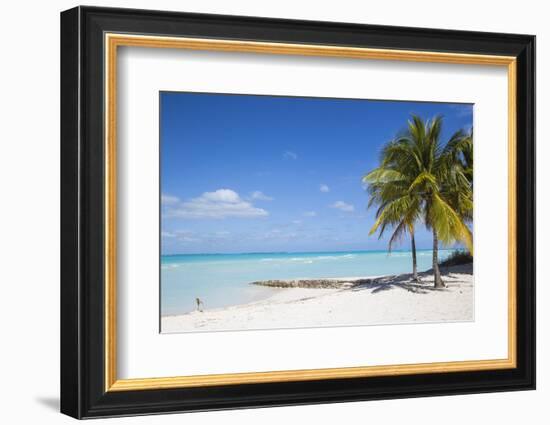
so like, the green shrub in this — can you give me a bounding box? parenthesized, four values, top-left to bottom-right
(439, 250, 473, 267)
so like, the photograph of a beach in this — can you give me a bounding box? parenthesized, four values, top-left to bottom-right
(160, 92, 474, 333)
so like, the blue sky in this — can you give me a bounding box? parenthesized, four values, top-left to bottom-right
(160, 92, 472, 255)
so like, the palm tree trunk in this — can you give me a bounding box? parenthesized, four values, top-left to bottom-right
(432, 228, 445, 288)
(411, 231, 419, 282)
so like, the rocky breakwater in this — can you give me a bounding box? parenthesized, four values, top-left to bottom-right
(250, 278, 373, 289)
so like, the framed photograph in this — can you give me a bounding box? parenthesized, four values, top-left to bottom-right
(60, 6, 535, 419)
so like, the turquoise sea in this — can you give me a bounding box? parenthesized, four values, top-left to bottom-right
(161, 249, 454, 315)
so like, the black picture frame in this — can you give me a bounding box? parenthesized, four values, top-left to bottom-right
(61, 5, 535, 419)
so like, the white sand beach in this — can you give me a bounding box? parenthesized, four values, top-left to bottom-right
(161, 263, 473, 333)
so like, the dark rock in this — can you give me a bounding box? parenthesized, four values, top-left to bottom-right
(250, 278, 372, 289)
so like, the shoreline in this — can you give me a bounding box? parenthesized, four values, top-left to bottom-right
(161, 263, 473, 333)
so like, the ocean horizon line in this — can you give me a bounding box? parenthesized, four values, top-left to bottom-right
(161, 247, 459, 257)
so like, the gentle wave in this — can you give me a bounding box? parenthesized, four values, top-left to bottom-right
(258, 253, 358, 263)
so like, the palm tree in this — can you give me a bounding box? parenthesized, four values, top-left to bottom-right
(363, 160, 422, 281)
(457, 129, 473, 185)
(365, 115, 473, 288)
(440, 129, 473, 222)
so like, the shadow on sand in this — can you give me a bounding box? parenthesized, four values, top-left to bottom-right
(349, 262, 473, 295)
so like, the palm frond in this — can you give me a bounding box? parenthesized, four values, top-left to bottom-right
(363, 113, 473, 257)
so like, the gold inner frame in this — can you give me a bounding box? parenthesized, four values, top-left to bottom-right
(104, 33, 518, 392)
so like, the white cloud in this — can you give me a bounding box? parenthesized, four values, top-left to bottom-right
(201, 189, 240, 203)
(162, 230, 200, 243)
(163, 189, 268, 219)
(330, 201, 355, 212)
(319, 184, 330, 193)
(249, 190, 274, 201)
(292, 220, 302, 225)
(303, 211, 317, 217)
(176, 232, 200, 242)
(258, 228, 298, 240)
(283, 150, 298, 160)
(163, 229, 235, 245)
(161, 194, 179, 205)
